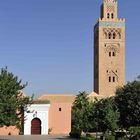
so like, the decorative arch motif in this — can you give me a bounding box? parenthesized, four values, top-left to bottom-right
(106, 69, 118, 83)
(107, 6, 115, 13)
(103, 28, 121, 39)
(104, 43, 120, 57)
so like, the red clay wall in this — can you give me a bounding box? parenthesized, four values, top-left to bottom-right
(49, 102, 72, 134)
(0, 126, 19, 135)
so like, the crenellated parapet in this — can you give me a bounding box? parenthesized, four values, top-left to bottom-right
(94, 18, 125, 32)
(99, 18, 125, 22)
(103, 0, 117, 4)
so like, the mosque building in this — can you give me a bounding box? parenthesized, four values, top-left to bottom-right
(0, 0, 125, 135)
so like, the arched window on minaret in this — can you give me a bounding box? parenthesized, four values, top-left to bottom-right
(108, 32, 111, 39)
(109, 76, 111, 82)
(107, 13, 110, 19)
(113, 32, 116, 39)
(113, 76, 115, 82)
(111, 13, 114, 19)
(112, 51, 115, 56)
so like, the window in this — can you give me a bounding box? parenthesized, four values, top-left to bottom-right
(108, 33, 111, 39)
(107, 13, 110, 18)
(111, 13, 114, 19)
(113, 33, 116, 39)
(109, 51, 116, 57)
(113, 77, 115, 82)
(109, 77, 111, 82)
(59, 108, 62, 112)
(112, 52, 115, 56)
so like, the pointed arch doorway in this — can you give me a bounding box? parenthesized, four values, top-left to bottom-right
(31, 118, 41, 135)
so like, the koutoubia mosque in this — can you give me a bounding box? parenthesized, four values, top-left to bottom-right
(94, 0, 125, 97)
(0, 0, 125, 135)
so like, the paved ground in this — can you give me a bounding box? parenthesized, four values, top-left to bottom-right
(0, 135, 78, 140)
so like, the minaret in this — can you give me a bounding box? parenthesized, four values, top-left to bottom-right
(94, 0, 125, 97)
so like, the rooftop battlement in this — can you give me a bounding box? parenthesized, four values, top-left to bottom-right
(99, 18, 125, 22)
(94, 18, 125, 31)
(103, 0, 117, 4)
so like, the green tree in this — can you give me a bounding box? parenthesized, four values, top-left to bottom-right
(93, 97, 120, 135)
(0, 68, 33, 133)
(115, 78, 140, 129)
(71, 91, 94, 135)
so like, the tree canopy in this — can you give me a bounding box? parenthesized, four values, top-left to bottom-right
(0, 68, 33, 131)
(71, 92, 119, 135)
(93, 97, 120, 133)
(71, 77, 140, 139)
(71, 91, 94, 133)
(115, 78, 140, 129)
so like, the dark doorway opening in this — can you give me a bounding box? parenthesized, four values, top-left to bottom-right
(31, 118, 41, 135)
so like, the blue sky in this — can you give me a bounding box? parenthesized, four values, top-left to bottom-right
(0, 0, 140, 97)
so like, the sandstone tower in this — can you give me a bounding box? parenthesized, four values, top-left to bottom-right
(94, 0, 125, 97)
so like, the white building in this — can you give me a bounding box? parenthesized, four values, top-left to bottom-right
(24, 104, 50, 135)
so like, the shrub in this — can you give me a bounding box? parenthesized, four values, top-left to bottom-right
(115, 132, 126, 138)
(69, 131, 81, 138)
(130, 135, 140, 140)
(129, 127, 140, 140)
(120, 137, 129, 140)
(81, 135, 96, 140)
(129, 127, 140, 136)
(48, 128, 52, 134)
(105, 135, 115, 140)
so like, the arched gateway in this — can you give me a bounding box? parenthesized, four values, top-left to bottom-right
(31, 118, 41, 135)
(24, 104, 50, 135)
